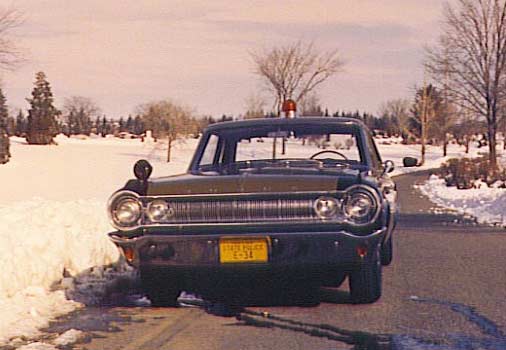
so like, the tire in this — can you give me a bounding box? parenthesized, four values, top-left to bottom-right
(380, 236, 393, 266)
(140, 268, 181, 307)
(348, 248, 382, 304)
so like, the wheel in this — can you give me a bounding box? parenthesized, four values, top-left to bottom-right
(380, 236, 393, 266)
(348, 248, 382, 304)
(140, 268, 181, 307)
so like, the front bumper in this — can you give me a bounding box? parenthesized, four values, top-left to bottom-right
(109, 228, 386, 270)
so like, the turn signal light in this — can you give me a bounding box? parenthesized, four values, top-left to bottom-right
(122, 247, 135, 263)
(356, 246, 368, 259)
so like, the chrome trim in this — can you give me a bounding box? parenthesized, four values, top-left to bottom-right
(108, 227, 388, 245)
(142, 194, 327, 225)
(135, 219, 344, 229)
(313, 196, 341, 220)
(107, 190, 143, 232)
(342, 184, 382, 227)
(142, 190, 341, 200)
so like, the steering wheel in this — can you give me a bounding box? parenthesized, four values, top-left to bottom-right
(309, 150, 348, 160)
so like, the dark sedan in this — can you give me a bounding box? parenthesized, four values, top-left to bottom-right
(107, 116, 398, 306)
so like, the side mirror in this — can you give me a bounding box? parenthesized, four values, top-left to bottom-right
(383, 160, 395, 174)
(403, 157, 418, 167)
(134, 159, 153, 181)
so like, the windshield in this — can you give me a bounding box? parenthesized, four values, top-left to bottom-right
(194, 123, 367, 174)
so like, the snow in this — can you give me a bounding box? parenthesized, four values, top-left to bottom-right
(0, 133, 491, 345)
(0, 135, 198, 346)
(17, 343, 59, 350)
(375, 139, 483, 176)
(417, 175, 506, 227)
(53, 329, 85, 346)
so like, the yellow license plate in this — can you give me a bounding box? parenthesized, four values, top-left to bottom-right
(219, 238, 269, 263)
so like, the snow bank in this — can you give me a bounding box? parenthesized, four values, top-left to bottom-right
(0, 199, 124, 344)
(417, 175, 506, 226)
(0, 199, 118, 298)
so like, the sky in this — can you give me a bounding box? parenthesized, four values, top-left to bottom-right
(1, 0, 444, 118)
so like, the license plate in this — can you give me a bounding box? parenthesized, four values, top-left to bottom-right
(219, 237, 269, 263)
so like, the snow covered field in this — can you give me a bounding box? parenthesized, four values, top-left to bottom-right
(0, 133, 497, 346)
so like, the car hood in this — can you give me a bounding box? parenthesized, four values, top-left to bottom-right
(146, 171, 361, 196)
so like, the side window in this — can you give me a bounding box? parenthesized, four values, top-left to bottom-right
(367, 134, 382, 168)
(200, 134, 219, 166)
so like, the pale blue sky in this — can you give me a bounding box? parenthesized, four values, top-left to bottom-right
(2, 0, 444, 118)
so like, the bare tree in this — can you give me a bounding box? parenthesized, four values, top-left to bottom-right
(63, 96, 100, 117)
(0, 8, 22, 71)
(452, 109, 483, 153)
(411, 84, 442, 165)
(378, 99, 413, 141)
(299, 92, 324, 116)
(431, 99, 457, 156)
(426, 0, 506, 169)
(62, 96, 100, 135)
(137, 100, 196, 162)
(251, 41, 343, 114)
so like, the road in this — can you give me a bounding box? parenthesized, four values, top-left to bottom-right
(45, 171, 506, 350)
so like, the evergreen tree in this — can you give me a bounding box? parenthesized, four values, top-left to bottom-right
(101, 116, 108, 137)
(26, 72, 59, 144)
(119, 117, 125, 132)
(15, 110, 26, 136)
(0, 87, 10, 164)
(6, 117, 15, 136)
(133, 115, 144, 135)
(95, 116, 101, 135)
(126, 115, 134, 133)
(76, 108, 91, 135)
(0, 87, 8, 130)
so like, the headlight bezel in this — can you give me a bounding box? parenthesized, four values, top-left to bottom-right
(342, 185, 381, 226)
(108, 190, 143, 231)
(313, 196, 340, 220)
(146, 199, 173, 222)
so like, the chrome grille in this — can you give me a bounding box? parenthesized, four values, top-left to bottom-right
(147, 198, 320, 224)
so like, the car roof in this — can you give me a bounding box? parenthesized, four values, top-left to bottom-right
(205, 117, 369, 133)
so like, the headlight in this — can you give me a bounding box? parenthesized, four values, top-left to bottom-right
(147, 199, 170, 222)
(342, 186, 380, 225)
(314, 197, 339, 219)
(108, 191, 143, 230)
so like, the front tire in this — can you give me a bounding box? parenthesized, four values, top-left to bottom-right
(348, 248, 382, 304)
(380, 236, 393, 266)
(140, 268, 181, 307)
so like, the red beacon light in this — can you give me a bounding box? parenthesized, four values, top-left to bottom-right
(281, 99, 297, 119)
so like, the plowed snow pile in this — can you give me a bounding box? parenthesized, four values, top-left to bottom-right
(417, 175, 506, 226)
(0, 135, 196, 344)
(0, 134, 477, 344)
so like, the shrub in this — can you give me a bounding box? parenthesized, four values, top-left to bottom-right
(439, 157, 505, 189)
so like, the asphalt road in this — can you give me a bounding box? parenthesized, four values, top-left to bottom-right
(45, 171, 506, 350)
